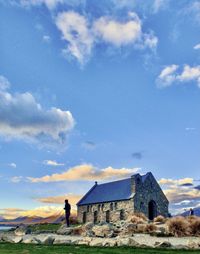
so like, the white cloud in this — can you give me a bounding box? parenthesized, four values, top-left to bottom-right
(159, 177, 193, 186)
(0, 76, 75, 147)
(194, 43, 200, 50)
(43, 35, 51, 43)
(28, 164, 140, 183)
(157, 64, 179, 87)
(55, 11, 93, 65)
(143, 31, 158, 49)
(10, 176, 23, 183)
(185, 127, 196, 131)
(43, 160, 64, 166)
(8, 163, 17, 168)
(177, 65, 200, 86)
(20, 0, 64, 9)
(152, 0, 167, 13)
(157, 64, 200, 88)
(55, 11, 157, 64)
(0, 75, 10, 91)
(93, 14, 141, 47)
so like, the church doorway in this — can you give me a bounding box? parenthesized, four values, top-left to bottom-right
(148, 200, 157, 220)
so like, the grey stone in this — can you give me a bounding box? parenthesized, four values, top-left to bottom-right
(155, 241, 172, 248)
(2, 235, 22, 243)
(57, 225, 73, 235)
(14, 225, 31, 236)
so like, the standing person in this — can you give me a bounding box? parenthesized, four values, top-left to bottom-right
(189, 208, 194, 216)
(64, 199, 71, 227)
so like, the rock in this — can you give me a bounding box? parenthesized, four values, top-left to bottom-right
(83, 222, 93, 231)
(89, 238, 103, 247)
(40, 235, 55, 245)
(81, 223, 94, 237)
(57, 225, 73, 235)
(102, 239, 117, 247)
(53, 236, 72, 245)
(14, 225, 31, 236)
(155, 241, 172, 248)
(120, 223, 137, 236)
(188, 241, 200, 249)
(22, 235, 39, 244)
(173, 244, 189, 250)
(117, 237, 139, 247)
(92, 223, 113, 238)
(71, 225, 83, 235)
(77, 237, 91, 246)
(2, 234, 22, 243)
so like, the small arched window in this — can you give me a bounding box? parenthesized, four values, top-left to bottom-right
(87, 206, 89, 212)
(101, 204, 104, 211)
(120, 209, 125, 220)
(110, 203, 113, 211)
(114, 202, 118, 210)
(98, 204, 101, 211)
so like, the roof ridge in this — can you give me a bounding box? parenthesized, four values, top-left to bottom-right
(96, 177, 131, 186)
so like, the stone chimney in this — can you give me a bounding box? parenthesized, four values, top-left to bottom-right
(131, 173, 140, 194)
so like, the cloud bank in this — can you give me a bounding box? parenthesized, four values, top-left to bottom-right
(43, 160, 65, 166)
(28, 164, 140, 183)
(36, 193, 82, 205)
(157, 65, 200, 88)
(159, 177, 200, 214)
(55, 11, 158, 64)
(0, 75, 75, 147)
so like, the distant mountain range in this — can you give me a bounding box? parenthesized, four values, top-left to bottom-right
(180, 207, 200, 217)
(0, 213, 65, 226)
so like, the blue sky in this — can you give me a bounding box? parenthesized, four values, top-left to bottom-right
(0, 0, 200, 218)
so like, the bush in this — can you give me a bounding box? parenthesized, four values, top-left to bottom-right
(134, 212, 148, 221)
(145, 223, 157, 233)
(130, 215, 146, 224)
(188, 216, 200, 236)
(154, 215, 166, 224)
(167, 216, 189, 237)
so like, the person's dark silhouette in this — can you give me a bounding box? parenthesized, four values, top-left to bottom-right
(189, 208, 194, 216)
(64, 199, 71, 227)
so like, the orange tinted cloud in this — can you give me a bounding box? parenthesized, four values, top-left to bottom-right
(36, 194, 82, 205)
(28, 164, 140, 183)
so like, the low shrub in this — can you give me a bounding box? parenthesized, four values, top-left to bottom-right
(134, 212, 148, 221)
(130, 215, 146, 224)
(154, 215, 166, 224)
(188, 216, 200, 236)
(167, 216, 189, 237)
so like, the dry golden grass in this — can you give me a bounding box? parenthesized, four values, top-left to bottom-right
(134, 212, 148, 221)
(153, 215, 166, 223)
(167, 216, 189, 237)
(145, 223, 157, 233)
(130, 215, 146, 224)
(188, 216, 200, 236)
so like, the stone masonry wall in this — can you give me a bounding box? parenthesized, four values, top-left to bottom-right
(77, 199, 134, 224)
(133, 173, 169, 218)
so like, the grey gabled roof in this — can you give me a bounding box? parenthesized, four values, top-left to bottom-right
(77, 173, 151, 206)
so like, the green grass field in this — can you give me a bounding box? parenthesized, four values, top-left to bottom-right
(0, 243, 200, 254)
(28, 223, 61, 233)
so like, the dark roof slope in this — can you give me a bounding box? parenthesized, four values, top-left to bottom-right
(77, 173, 151, 206)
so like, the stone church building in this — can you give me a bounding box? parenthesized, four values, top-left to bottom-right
(77, 172, 169, 224)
